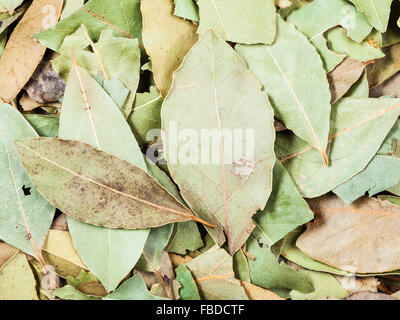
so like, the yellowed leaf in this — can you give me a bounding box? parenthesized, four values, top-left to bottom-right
(0, 253, 38, 300)
(0, 243, 19, 271)
(43, 230, 86, 270)
(141, 0, 198, 97)
(0, 0, 63, 102)
(241, 281, 284, 300)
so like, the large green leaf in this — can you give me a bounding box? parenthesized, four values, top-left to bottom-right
(276, 98, 400, 198)
(162, 30, 276, 255)
(197, 0, 276, 44)
(185, 245, 248, 300)
(253, 162, 314, 246)
(334, 121, 400, 203)
(287, 0, 372, 71)
(349, 0, 393, 32)
(236, 16, 330, 162)
(0, 103, 55, 258)
(14, 138, 210, 229)
(35, 0, 142, 51)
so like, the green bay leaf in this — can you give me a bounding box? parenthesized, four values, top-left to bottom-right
(236, 16, 331, 162)
(0, 103, 55, 258)
(197, 0, 276, 44)
(276, 98, 400, 198)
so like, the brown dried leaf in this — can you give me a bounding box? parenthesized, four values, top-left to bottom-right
(346, 291, 397, 300)
(0, 0, 63, 102)
(328, 58, 368, 104)
(297, 195, 400, 274)
(370, 71, 400, 98)
(367, 43, 400, 88)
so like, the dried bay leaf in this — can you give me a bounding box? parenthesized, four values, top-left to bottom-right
(0, 253, 38, 300)
(54, 285, 101, 300)
(326, 27, 385, 63)
(162, 30, 276, 255)
(94, 30, 141, 117)
(0, 0, 63, 102)
(253, 162, 314, 246)
(173, 0, 199, 22)
(344, 70, 370, 98)
(128, 86, 162, 147)
(246, 228, 313, 294)
(290, 268, 349, 300)
(367, 43, 400, 88)
(347, 291, 397, 300)
(61, 0, 84, 20)
(104, 274, 168, 300)
(276, 98, 400, 198)
(141, 0, 198, 97)
(185, 245, 248, 300)
(59, 63, 174, 292)
(236, 16, 330, 163)
(371, 71, 400, 98)
(14, 138, 211, 229)
(328, 58, 367, 104)
(24, 114, 59, 138)
(241, 281, 284, 300)
(0, 103, 55, 260)
(145, 157, 203, 256)
(0, 243, 18, 270)
(36, 0, 142, 52)
(349, 0, 393, 33)
(287, 0, 372, 71)
(197, 0, 276, 45)
(334, 121, 400, 203)
(175, 263, 201, 300)
(297, 195, 400, 273)
(42, 230, 87, 271)
(281, 228, 400, 277)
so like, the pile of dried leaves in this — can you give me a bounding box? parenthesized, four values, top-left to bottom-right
(1, 0, 400, 301)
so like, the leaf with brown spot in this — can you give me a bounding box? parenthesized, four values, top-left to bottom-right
(14, 138, 214, 230)
(0, 0, 63, 103)
(297, 195, 400, 274)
